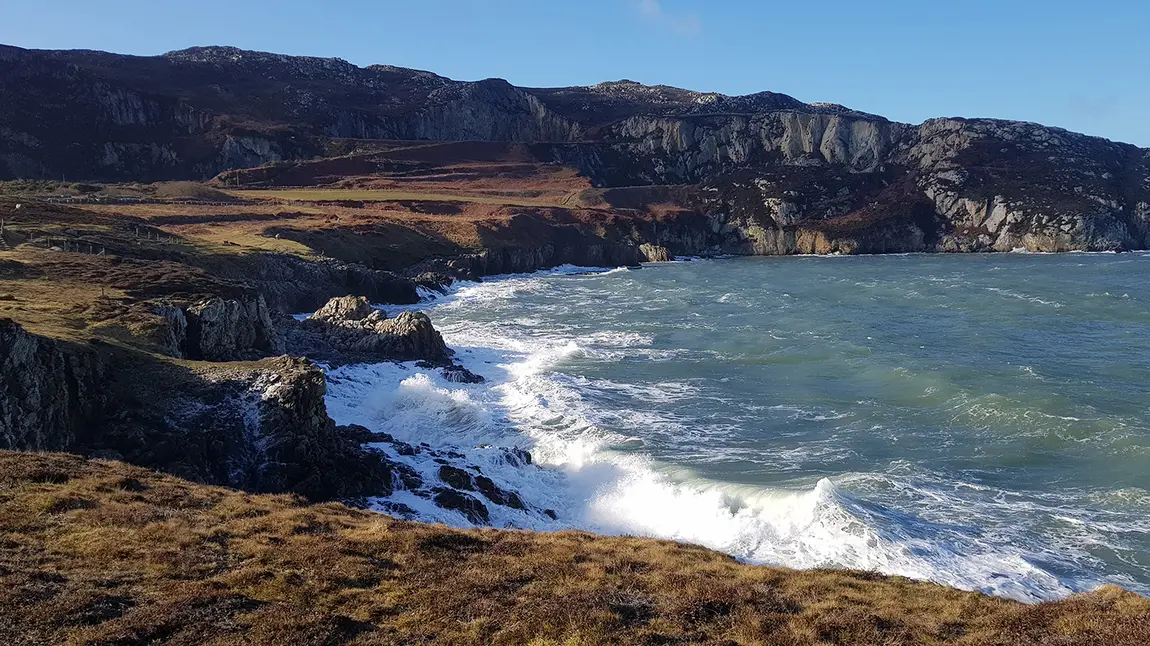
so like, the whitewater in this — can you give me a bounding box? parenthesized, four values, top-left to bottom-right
(322, 254, 1150, 603)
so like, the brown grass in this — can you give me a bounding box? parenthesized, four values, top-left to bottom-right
(232, 188, 571, 207)
(1, 451, 1146, 646)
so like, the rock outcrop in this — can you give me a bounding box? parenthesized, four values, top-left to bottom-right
(0, 318, 397, 501)
(184, 295, 284, 361)
(0, 319, 107, 451)
(2, 43, 1149, 255)
(205, 253, 421, 314)
(277, 296, 449, 366)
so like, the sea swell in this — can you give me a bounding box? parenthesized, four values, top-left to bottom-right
(324, 260, 1150, 603)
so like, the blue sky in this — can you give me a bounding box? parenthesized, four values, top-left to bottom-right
(3, 0, 1148, 146)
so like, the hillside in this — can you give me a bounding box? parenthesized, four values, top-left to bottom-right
(2, 44, 1149, 252)
(3, 451, 1149, 646)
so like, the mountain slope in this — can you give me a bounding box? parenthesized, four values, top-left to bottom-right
(2, 44, 1149, 252)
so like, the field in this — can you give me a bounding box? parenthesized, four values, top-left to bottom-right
(4, 451, 1148, 646)
(232, 188, 573, 207)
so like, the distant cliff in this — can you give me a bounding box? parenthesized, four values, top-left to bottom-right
(2, 44, 1149, 251)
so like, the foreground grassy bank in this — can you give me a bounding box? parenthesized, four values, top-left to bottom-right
(2, 452, 1147, 646)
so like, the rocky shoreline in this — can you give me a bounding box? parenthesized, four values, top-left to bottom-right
(2, 200, 1146, 530)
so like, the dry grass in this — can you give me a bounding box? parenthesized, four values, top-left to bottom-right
(1, 451, 1146, 646)
(232, 188, 569, 207)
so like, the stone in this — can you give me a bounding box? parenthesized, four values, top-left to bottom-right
(474, 474, 526, 510)
(278, 296, 450, 366)
(432, 488, 490, 524)
(313, 295, 375, 324)
(185, 295, 284, 361)
(638, 243, 673, 262)
(441, 365, 486, 384)
(151, 304, 188, 357)
(438, 465, 475, 491)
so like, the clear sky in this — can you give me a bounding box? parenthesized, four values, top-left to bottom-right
(2, 0, 1148, 146)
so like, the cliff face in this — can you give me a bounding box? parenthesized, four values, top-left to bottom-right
(2, 44, 1149, 252)
(0, 319, 107, 451)
(0, 317, 394, 500)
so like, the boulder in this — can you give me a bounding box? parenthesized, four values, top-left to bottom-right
(277, 295, 451, 365)
(313, 295, 375, 324)
(440, 364, 486, 384)
(432, 488, 490, 524)
(639, 243, 674, 262)
(438, 465, 475, 491)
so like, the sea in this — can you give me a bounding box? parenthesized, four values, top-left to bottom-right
(322, 252, 1150, 602)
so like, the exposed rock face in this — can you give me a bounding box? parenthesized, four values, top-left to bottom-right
(105, 356, 396, 500)
(206, 254, 421, 314)
(278, 296, 449, 366)
(184, 295, 285, 361)
(405, 244, 648, 282)
(2, 44, 1149, 253)
(0, 319, 107, 451)
(0, 319, 396, 501)
(313, 294, 375, 323)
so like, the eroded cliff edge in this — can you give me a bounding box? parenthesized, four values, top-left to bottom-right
(3, 45, 1149, 253)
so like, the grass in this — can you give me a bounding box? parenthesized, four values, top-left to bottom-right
(2, 451, 1147, 646)
(231, 188, 568, 207)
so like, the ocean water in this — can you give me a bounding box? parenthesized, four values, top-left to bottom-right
(323, 253, 1150, 602)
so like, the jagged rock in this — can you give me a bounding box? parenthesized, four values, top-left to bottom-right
(380, 501, 418, 518)
(432, 488, 490, 524)
(639, 243, 673, 262)
(475, 474, 525, 510)
(440, 365, 486, 384)
(508, 447, 533, 466)
(0, 321, 397, 502)
(0, 319, 107, 451)
(336, 423, 393, 444)
(438, 465, 475, 491)
(313, 295, 375, 323)
(167, 356, 395, 500)
(150, 304, 188, 357)
(184, 295, 284, 361)
(277, 296, 449, 365)
(438, 464, 525, 510)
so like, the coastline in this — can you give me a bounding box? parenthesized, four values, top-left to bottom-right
(322, 256, 1150, 603)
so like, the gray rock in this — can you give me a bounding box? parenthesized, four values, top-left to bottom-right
(185, 295, 284, 361)
(312, 295, 375, 324)
(278, 296, 449, 365)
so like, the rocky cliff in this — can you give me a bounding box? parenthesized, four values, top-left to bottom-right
(2, 43, 1149, 253)
(0, 317, 396, 500)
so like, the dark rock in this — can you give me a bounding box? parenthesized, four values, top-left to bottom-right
(509, 447, 533, 466)
(432, 488, 489, 524)
(336, 424, 393, 444)
(474, 474, 525, 510)
(438, 465, 475, 491)
(183, 295, 284, 361)
(441, 364, 486, 384)
(393, 463, 423, 491)
(543, 509, 558, 520)
(0, 318, 107, 452)
(0, 320, 398, 503)
(381, 501, 417, 518)
(277, 296, 449, 366)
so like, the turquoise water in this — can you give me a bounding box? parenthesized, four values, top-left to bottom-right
(328, 253, 1150, 601)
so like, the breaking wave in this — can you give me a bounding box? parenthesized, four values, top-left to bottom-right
(325, 261, 1150, 603)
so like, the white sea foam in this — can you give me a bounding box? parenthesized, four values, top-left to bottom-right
(321, 264, 1143, 603)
